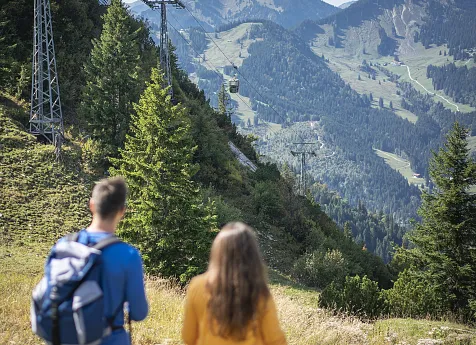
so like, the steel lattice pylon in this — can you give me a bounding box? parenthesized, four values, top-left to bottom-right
(142, 0, 185, 96)
(30, 0, 64, 149)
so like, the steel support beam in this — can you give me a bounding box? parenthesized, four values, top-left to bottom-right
(142, 0, 185, 96)
(30, 0, 64, 152)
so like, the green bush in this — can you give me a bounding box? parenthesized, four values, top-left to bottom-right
(319, 275, 386, 318)
(213, 196, 244, 226)
(80, 138, 108, 174)
(384, 269, 450, 319)
(292, 249, 348, 288)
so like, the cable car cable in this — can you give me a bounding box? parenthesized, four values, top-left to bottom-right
(183, 6, 288, 125)
(169, 12, 325, 179)
(167, 18, 262, 120)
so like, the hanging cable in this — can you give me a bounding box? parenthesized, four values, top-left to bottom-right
(167, 15, 269, 127)
(168, 10, 327, 186)
(169, 10, 318, 141)
(183, 6, 289, 126)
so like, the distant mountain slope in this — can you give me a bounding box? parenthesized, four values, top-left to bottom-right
(292, 0, 476, 128)
(416, 0, 476, 60)
(128, 0, 339, 29)
(296, 0, 476, 60)
(339, 1, 356, 9)
(296, 0, 426, 58)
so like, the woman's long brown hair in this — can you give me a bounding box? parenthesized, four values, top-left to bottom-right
(206, 222, 270, 341)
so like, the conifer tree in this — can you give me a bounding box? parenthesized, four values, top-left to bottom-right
(217, 83, 232, 119)
(80, 0, 141, 157)
(392, 123, 476, 319)
(111, 69, 217, 283)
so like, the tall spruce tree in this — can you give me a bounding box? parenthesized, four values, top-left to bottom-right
(80, 0, 141, 157)
(392, 123, 476, 319)
(110, 68, 217, 283)
(218, 83, 231, 117)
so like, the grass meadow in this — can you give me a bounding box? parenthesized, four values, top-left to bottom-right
(2, 243, 476, 345)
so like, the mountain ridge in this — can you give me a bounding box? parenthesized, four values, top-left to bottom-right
(129, 0, 339, 29)
(339, 1, 356, 9)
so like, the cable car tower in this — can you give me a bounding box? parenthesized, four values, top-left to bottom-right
(142, 0, 185, 96)
(30, 0, 64, 153)
(291, 142, 318, 196)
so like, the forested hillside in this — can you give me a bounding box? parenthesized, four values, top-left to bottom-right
(416, 0, 476, 60)
(311, 184, 405, 263)
(237, 22, 428, 214)
(0, 0, 106, 120)
(427, 63, 476, 107)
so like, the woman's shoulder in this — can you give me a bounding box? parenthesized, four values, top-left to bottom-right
(188, 273, 208, 293)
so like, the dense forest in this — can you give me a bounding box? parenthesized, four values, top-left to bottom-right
(256, 122, 410, 263)
(398, 81, 476, 136)
(415, 0, 476, 60)
(311, 184, 405, 263)
(427, 63, 476, 107)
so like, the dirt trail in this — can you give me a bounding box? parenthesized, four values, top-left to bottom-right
(403, 64, 460, 112)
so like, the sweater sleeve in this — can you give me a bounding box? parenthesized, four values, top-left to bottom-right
(260, 295, 287, 345)
(125, 248, 149, 321)
(182, 278, 199, 345)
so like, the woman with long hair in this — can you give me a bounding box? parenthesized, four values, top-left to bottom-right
(182, 222, 287, 345)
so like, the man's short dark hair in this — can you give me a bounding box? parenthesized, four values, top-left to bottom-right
(91, 177, 127, 219)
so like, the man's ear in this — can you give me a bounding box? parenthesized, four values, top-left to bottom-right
(89, 199, 95, 214)
(119, 207, 126, 220)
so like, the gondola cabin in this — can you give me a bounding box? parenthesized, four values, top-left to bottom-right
(229, 78, 240, 93)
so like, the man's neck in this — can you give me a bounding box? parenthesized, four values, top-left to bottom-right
(87, 217, 117, 234)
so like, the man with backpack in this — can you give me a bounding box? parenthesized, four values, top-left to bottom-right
(31, 177, 148, 345)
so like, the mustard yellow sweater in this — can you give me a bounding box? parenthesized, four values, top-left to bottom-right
(182, 274, 287, 345)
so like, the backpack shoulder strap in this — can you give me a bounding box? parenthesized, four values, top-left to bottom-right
(65, 232, 80, 242)
(93, 235, 121, 251)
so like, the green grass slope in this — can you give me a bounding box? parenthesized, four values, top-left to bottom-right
(0, 98, 93, 247)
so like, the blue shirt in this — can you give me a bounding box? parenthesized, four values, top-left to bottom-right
(76, 229, 149, 345)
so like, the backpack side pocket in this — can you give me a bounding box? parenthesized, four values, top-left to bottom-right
(72, 280, 104, 345)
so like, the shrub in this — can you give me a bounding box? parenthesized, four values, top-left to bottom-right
(384, 269, 450, 319)
(292, 249, 348, 288)
(319, 275, 386, 318)
(80, 138, 108, 175)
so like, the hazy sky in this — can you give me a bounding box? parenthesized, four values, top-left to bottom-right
(123, 0, 351, 6)
(322, 0, 350, 6)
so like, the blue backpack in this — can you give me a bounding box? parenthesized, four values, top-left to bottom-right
(31, 232, 123, 345)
